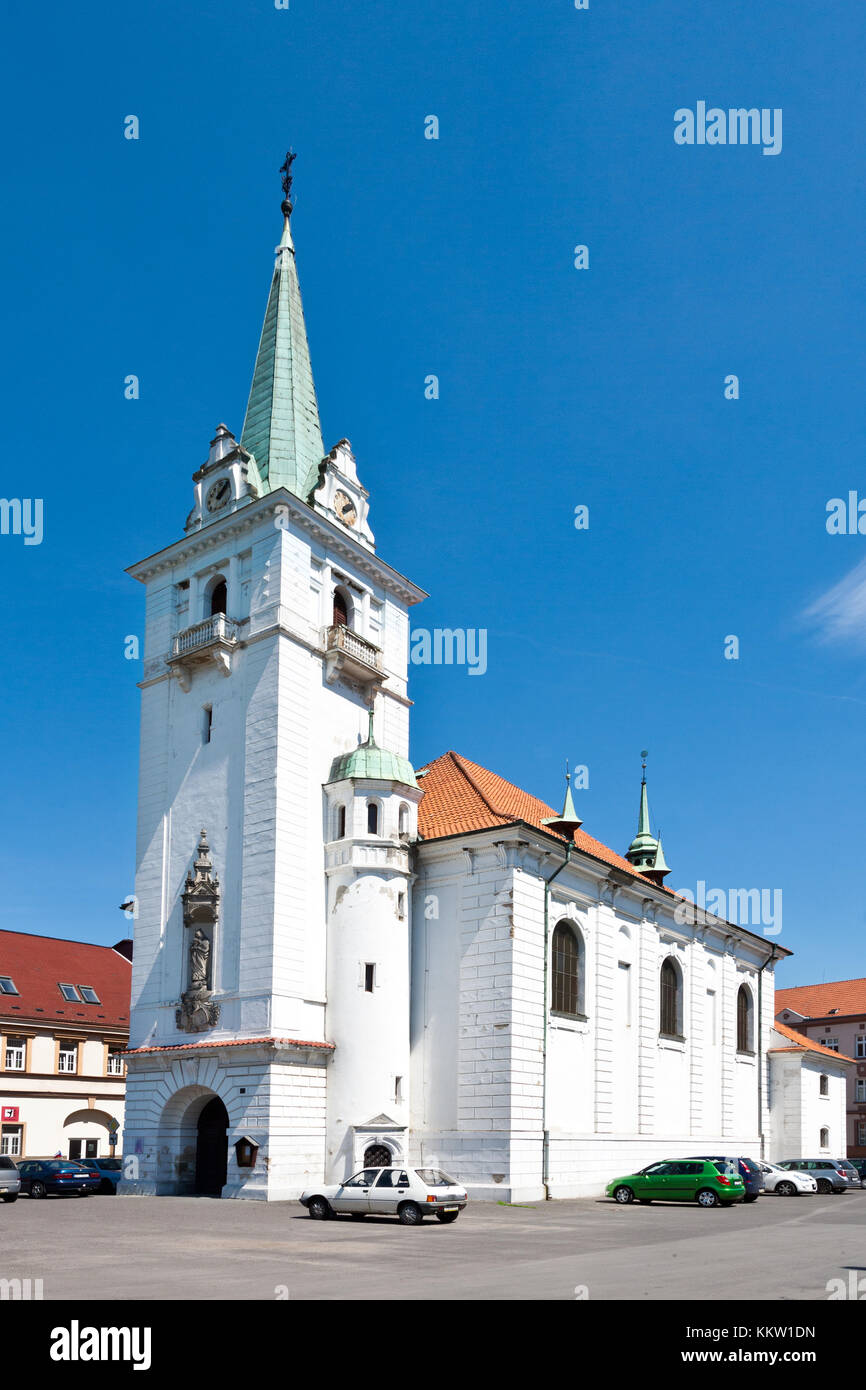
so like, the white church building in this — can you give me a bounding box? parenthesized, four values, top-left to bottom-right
(121, 164, 823, 1202)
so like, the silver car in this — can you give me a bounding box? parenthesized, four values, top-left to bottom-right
(759, 1162, 817, 1195)
(300, 1166, 468, 1225)
(0, 1156, 21, 1203)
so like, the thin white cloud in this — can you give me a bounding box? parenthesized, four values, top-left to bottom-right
(803, 559, 866, 648)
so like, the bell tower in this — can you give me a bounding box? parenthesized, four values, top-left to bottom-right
(121, 157, 426, 1200)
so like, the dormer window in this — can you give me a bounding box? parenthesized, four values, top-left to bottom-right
(0, 976, 18, 996)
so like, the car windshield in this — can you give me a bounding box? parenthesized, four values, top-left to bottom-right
(414, 1169, 457, 1187)
(96, 1159, 122, 1171)
(343, 1169, 380, 1187)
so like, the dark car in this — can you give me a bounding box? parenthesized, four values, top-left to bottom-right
(848, 1159, 866, 1187)
(87, 1158, 123, 1193)
(775, 1159, 857, 1194)
(17, 1159, 101, 1198)
(688, 1155, 763, 1202)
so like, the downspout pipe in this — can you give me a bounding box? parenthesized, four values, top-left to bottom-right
(541, 844, 574, 1200)
(757, 943, 778, 1160)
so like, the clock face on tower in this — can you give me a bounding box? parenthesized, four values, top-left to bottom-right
(206, 478, 232, 513)
(333, 489, 357, 527)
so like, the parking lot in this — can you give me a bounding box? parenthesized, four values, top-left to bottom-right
(2, 1188, 864, 1301)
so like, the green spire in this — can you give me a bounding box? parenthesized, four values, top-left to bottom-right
(626, 750, 663, 873)
(541, 762, 583, 836)
(240, 160, 325, 500)
(650, 832, 671, 877)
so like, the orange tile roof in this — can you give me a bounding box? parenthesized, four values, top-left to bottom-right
(0, 929, 131, 1031)
(417, 751, 669, 884)
(775, 979, 866, 1020)
(770, 1019, 855, 1064)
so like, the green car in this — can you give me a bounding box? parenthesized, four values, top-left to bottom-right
(606, 1159, 746, 1208)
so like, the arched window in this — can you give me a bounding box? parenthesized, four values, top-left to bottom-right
(819, 1127, 830, 1149)
(736, 985, 753, 1052)
(819, 1073, 829, 1096)
(336, 805, 346, 839)
(367, 801, 379, 835)
(398, 803, 409, 836)
(333, 588, 349, 628)
(209, 579, 227, 617)
(659, 958, 682, 1038)
(551, 922, 584, 1018)
(363, 1143, 392, 1169)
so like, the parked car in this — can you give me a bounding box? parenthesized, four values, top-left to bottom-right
(606, 1159, 746, 1208)
(848, 1158, 866, 1187)
(87, 1158, 123, 1194)
(688, 1155, 763, 1202)
(758, 1161, 817, 1196)
(835, 1159, 862, 1187)
(17, 1159, 101, 1198)
(775, 1159, 857, 1194)
(0, 1155, 21, 1203)
(300, 1166, 469, 1225)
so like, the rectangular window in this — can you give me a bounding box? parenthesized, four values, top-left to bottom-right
(4, 1037, 25, 1071)
(0, 1125, 22, 1157)
(706, 989, 717, 1046)
(857, 1036, 866, 1059)
(394, 1075, 403, 1103)
(820, 1073, 829, 1096)
(857, 1079, 866, 1103)
(57, 1043, 78, 1074)
(203, 706, 213, 744)
(364, 963, 375, 993)
(617, 961, 632, 1028)
(825, 1037, 839, 1052)
(107, 1051, 125, 1076)
(58, 984, 81, 1002)
(0, 976, 19, 995)
(79, 987, 100, 1005)
(859, 1122, 866, 1146)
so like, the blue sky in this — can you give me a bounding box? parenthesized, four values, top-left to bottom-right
(1, 0, 864, 985)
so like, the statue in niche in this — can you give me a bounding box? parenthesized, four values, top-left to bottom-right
(176, 829, 221, 1034)
(189, 929, 210, 992)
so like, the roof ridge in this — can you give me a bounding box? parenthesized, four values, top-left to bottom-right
(0, 928, 130, 954)
(777, 977, 866, 992)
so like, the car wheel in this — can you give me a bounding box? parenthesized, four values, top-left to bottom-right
(29, 1181, 47, 1199)
(775, 1181, 797, 1196)
(743, 1193, 759, 1203)
(307, 1196, 332, 1220)
(397, 1201, 424, 1225)
(350, 1213, 366, 1220)
(697, 1188, 720, 1208)
(435, 1210, 459, 1223)
(1, 1194, 18, 1203)
(816, 1179, 832, 1194)
(613, 1186, 634, 1205)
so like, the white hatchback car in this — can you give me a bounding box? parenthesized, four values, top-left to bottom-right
(759, 1162, 818, 1196)
(300, 1166, 468, 1225)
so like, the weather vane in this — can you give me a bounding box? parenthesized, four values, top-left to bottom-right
(280, 150, 297, 212)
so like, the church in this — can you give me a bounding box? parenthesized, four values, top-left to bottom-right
(120, 163, 836, 1201)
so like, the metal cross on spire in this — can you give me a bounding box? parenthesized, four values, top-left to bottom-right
(280, 150, 297, 213)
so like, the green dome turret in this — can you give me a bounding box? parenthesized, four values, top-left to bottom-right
(327, 710, 418, 788)
(625, 751, 671, 884)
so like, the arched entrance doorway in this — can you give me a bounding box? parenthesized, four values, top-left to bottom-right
(363, 1143, 392, 1168)
(195, 1096, 228, 1195)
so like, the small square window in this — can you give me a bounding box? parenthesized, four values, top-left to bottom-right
(0, 976, 18, 996)
(79, 987, 100, 1005)
(59, 984, 81, 1002)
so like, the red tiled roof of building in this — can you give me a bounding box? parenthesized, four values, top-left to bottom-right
(775, 979, 866, 1021)
(0, 929, 131, 1031)
(769, 1019, 855, 1064)
(417, 751, 669, 885)
(127, 1036, 334, 1055)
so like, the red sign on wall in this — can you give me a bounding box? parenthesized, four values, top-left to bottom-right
(1, 1107, 19, 1122)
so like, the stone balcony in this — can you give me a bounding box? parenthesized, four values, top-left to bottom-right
(322, 623, 384, 687)
(167, 613, 239, 688)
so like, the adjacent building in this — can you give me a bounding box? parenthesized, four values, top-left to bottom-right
(766, 1019, 852, 1162)
(775, 980, 866, 1157)
(0, 931, 131, 1160)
